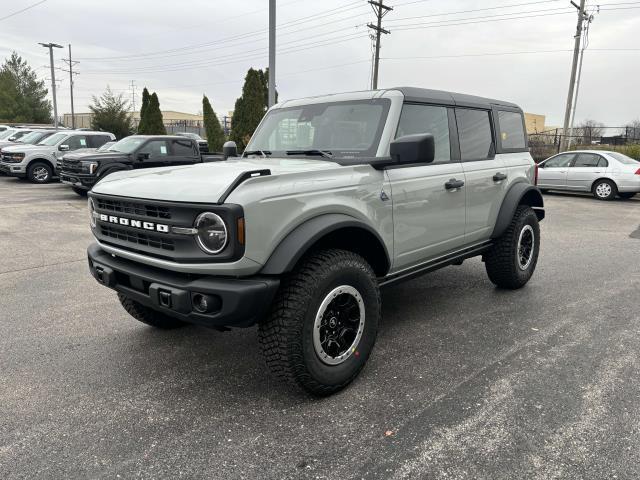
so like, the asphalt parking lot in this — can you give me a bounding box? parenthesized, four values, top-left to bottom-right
(1, 175, 639, 480)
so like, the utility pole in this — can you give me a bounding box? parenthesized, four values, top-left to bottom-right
(567, 11, 595, 148)
(368, 0, 392, 90)
(61, 44, 79, 129)
(129, 80, 137, 113)
(560, 0, 587, 151)
(39, 42, 63, 129)
(268, 0, 276, 107)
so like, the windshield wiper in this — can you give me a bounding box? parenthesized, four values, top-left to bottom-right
(286, 149, 333, 159)
(243, 149, 271, 158)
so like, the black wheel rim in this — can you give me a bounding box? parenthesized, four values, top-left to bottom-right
(517, 225, 535, 270)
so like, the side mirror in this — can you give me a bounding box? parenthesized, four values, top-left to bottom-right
(390, 133, 435, 165)
(137, 152, 150, 161)
(59, 144, 70, 151)
(8, 136, 16, 141)
(222, 141, 238, 159)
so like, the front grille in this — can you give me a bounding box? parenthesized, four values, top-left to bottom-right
(61, 159, 82, 173)
(96, 198, 172, 220)
(100, 225, 175, 251)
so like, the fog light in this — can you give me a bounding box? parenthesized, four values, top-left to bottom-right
(192, 293, 221, 314)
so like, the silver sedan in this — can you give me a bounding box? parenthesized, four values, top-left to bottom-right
(537, 150, 640, 200)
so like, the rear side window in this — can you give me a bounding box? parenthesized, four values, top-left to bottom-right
(88, 135, 112, 148)
(456, 109, 493, 161)
(396, 104, 451, 162)
(497, 111, 526, 149)
(171, 139, 196, 156)
(573, 153, 607, 168)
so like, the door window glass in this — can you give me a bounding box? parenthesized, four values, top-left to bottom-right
(139, 140, 170, 158)
(456, 109, 493, 160)
(171, 139, 196, 156)
(89, 135, 111, 148)
(544, 154, 574, 168)
(66, 135, 89, 150)
(396, 104, 451, 162)
(497, 111, 526, 149)
(573, 153, 602, 168)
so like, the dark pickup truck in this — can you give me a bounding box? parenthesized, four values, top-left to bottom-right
(60, 135, 207, 196)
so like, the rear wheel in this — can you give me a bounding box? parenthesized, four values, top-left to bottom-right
(118, 294, 186, 329)
(72, 186, 87, 196)
(592, 179, 617, 201)
(259, 249, 380, 396)
(484, 205, 540, 289)
(27, 161, 52, 184)
(618, 192, 636, 200)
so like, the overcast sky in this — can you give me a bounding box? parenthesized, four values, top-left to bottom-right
(0, 0, 638, 127)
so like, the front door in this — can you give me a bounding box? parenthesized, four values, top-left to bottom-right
(136, 139, 171, 169)
(386, 103, 466, 271)
(538, 152, 575, 189)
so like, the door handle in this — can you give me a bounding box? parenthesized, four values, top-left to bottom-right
(445, 178, 465, 190)
(493, 172, 507, 182)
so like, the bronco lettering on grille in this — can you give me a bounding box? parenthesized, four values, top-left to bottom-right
(98, 214, 170, 233)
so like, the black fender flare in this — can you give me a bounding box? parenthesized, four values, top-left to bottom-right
(260, 213, 391, 275)
(491, 183, 545, 239)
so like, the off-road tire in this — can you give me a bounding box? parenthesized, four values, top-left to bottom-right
(72, 186, 87, 196)
(27, 161, 53, 184)
(118, 293, 186, 329)
(618, 192, 636, 200)
(259, 249, 380, 396)
(592, 179, 617, 201)
(484, 205, 540, 290)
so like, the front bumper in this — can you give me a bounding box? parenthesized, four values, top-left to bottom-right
(88, 243, 279, 328)
(0, 162, 26, 177)
(60, 171, 96, 190)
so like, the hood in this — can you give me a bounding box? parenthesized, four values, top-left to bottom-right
(62, 150, 125, 162)
(1, 143, 50, 154)
(92, 157, 342, 203)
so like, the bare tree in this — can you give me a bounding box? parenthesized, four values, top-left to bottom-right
(626, 119, 640, 143)
(576, 119, 605, 144)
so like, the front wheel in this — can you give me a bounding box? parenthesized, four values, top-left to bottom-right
(484, 205, 540, 289)
(593, 179, 617, 201)
(27, 161, 53, 184)
(618, 192, 636, 200)
(259, 249, 380, 396)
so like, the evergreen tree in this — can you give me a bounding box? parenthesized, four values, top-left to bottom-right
(0, 52, 51, 123)
(145, 92, 166, 135)
(137, 87, 150, 133)
(202, 94, 225, 152)
(89, 86, 132, 139)
(230, 68, 267, 151)
(259, 68, 277, 108)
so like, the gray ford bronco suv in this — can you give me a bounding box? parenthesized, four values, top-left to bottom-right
(87, 87, 544, 395)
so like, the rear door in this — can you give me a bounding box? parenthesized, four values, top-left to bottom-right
(386, 103, 466, 270)
(537, 153, 575, 188)
(169, 138, 200, 166)
(566, 152, 607, 191)
(456, 108, 507, 243)
(88, 135, 113, 149)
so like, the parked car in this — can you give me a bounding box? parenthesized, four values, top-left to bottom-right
(85, 87, 544, 395)
(55, 141, 116, 175)
(60, 135, 203, 196)
(0, 129, 55, 150)
(0, 130, 115, 183)
(175, 132, 209, 153)
(538, 150, 640, 200)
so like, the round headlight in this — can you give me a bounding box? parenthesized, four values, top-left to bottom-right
(88, 198, 96, 228)
(195, 212, 228, 254)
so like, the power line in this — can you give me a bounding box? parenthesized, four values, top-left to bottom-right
(0, 0, 47, 22)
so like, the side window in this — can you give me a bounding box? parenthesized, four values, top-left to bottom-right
(455, 108, 493, 161)
(497, 111, 526, 149)
(65, 135, 89, 150)
(171, 139, 196, 156)
(544, 154, 574, 168)
(573, 153, 602, 168)
(597, 157, 608, 168)
(88, 135, 111, 148)
(396, 104, 451, 162)
(139, 140, 169, 159)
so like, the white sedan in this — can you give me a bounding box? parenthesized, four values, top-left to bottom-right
(537, 150, 640, 200)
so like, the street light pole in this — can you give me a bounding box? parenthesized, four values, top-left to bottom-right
(39, 42, 63, 129)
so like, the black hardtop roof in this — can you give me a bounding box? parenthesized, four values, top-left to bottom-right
(391, 86, 521, 110)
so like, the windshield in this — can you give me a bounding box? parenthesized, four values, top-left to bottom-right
(246, 99, 391, 158)
(0, 129, 17, 140)
(38, 132, 68, 146)
(177, 132, 203, 141)
(108, 136, 146, 153)
(608, 152, 639, 164)
(18, 131, 49, 144)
